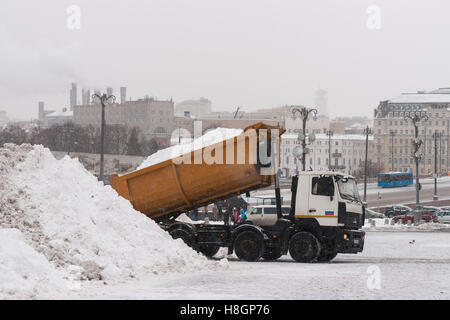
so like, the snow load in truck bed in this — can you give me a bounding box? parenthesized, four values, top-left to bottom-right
(137, 127, 243, 170)
(0, 144, 227, 299)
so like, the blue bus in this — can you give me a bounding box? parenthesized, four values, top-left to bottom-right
(378, 172, 413, 188)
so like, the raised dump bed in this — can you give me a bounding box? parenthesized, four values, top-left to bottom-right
(110, 122, 284, 219)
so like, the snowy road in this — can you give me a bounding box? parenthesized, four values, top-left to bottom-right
(77, 231, 450, 300)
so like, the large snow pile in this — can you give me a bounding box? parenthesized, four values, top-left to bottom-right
(0, 144, 226, 299)
(363, 218, 450, 231)
(137, 127, 243, 170)
(0, 229, 68, 299)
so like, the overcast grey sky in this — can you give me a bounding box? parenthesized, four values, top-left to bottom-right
(1, 0, 450, 120)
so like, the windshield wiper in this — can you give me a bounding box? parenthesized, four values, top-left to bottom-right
(341, 194, 360, 202)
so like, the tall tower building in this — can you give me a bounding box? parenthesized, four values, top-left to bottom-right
(120, 87, 127, 104)
(81, 89, 92, 105)
(81, 88, 87, 105)
(315, 88, 329, 116)
(38, 101, 45, 123)
(93, 90, 101, 104)
(85, 90, 91, 105)
(107, 87, 113, 97)
(70, 83, 77, 110)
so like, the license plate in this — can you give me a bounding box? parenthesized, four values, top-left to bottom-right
(354, 239, 360, 244)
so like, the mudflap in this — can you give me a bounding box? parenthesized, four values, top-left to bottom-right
(336, 229, 365, 254)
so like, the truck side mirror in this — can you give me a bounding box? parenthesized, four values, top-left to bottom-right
(330, 195, 333, 202)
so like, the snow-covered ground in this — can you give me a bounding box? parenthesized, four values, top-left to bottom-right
(363, 218, 450, 232)
(75, 230, 450, 300)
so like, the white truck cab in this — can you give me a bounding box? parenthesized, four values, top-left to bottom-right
(293, 171, 363, 229)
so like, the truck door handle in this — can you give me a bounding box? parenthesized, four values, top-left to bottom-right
(309, 209, 316, 213)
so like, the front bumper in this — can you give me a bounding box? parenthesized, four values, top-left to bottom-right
(336, 229, 365, 254)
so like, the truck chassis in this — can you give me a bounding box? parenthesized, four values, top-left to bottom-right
(161, 214, 365, 263)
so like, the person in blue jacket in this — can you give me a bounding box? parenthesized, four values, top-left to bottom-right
(239, 208, 247, 223)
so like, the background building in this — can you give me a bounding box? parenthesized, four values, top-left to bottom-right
(37, 101, 72, 127)
(175, 97, 212, 117)
(333, 116, 372, 134)
(44, 108, 74, 127)
(285, 115, 331, 135)
(73, 96, 174, 142)
(315, 88, 329, 116)
(70, 83, 77, 110)
(373, 88, 450, 176)
(280, 133, 373, 177)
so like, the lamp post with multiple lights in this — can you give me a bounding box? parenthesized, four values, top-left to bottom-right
(92, 93, 116, 183)
(290, 106, 318, 171)
(404, 112, 428, 206)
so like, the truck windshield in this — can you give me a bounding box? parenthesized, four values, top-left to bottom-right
(336, 177, 361, 202)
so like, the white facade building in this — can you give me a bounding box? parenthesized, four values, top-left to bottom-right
(373, 88, 450, 175)
(280, 133, 373, 177)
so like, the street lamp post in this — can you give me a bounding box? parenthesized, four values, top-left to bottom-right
(63, 125, 75, 156)
(92, 93, 116, 183)
(433, 131, 440, 200)
(439, 132, 442, 174)
(290, 106, 318, 171)
(326, 130, 333, 170)
(363, 126, 372, 203)
(404, 113, 428, 206)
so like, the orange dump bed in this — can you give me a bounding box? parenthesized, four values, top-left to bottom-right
(110, 122, 284, 219)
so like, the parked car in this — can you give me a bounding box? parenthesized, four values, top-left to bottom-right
(246, 205, 290, 226)
(419, 206, 441, 212)
(392, 208, 439, 224)
(365, 208, 385, 219)
(384, 205, 412, 218)
(437, 210, 450, 224)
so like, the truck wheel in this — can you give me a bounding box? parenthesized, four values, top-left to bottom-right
(289, 232, 321, 263)
(169, 228, 194, 248)
(198, 244, 220, 258)
(262, 248, 282, 261)
(234, 231, 264, 262)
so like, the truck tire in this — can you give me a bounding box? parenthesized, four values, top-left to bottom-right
(289, 232, 321, 263)
(262, 247, 282, 261)
(234, 231, 264, 262)
(198, 244, 220, 258)
(169, 228, 194, 248)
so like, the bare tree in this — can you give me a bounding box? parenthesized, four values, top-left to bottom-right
(106, 124, 128, 155)
(141, 137, 161, 156)
(352, 159, 379, 180)
(0, 126, 29, 146)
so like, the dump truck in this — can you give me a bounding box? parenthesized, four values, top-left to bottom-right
(111, 122, 365, 262)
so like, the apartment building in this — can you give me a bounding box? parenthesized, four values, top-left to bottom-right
(373, 88, 450, 175)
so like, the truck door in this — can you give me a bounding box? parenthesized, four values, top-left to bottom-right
(308, 175, 339, 227)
